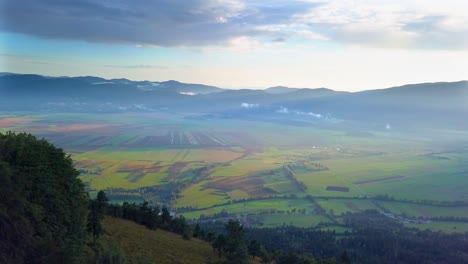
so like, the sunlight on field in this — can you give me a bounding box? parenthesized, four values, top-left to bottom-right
(181, 198, 318, 219)
(4, 112, 468, 230)
(176, 181, 229, 208)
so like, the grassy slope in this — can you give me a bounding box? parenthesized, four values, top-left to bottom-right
(101, 217, 219, 264)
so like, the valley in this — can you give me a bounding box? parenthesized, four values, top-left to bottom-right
(2, 111, 467, 233)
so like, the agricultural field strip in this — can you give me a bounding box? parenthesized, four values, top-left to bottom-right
(3, 113, 468, 227)
(179, 195, 468, 221)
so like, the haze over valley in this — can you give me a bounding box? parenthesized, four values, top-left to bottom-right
(1, 1, 468, 263)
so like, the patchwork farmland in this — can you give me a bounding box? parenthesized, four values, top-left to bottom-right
(2, 112, 468, 232)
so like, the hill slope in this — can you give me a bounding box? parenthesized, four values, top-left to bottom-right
(101, 217, 219, 264)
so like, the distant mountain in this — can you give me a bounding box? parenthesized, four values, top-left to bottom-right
(265, 86, 300, 94)
(0, 73, 466, 129)
(0, 73, 225, 96)
(265, 86, 344, 98)
(361, 81, 468, 98)
(153, 80, 224, 94)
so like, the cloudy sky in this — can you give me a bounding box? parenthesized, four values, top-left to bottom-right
(1, 0, 468, 91)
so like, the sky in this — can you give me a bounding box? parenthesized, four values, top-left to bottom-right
(1, 0, 468, 91)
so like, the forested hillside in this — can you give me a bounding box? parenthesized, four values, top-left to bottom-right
(0, 132, 88, 263)
(0, 133, 223, 264)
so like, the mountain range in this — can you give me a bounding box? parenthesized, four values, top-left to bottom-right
(0, 73, 467, 129)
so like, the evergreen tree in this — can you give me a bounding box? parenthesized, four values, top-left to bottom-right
(248, 240, 261, 259)
(87, 190, 109, 245)
(0, 132, 88, 263)
(339, 250, 350, 264)
(224, 219, 249, 264)
(193, 223, 201, 238)
(161, 206, 171, 227)
(206, 232, 215, 246)
(212, 234, 226, 257)
(95, 190, 109, 217)
(87, 202, 103, 245)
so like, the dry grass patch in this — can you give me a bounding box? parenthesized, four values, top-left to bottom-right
(101, 217, 219, 264)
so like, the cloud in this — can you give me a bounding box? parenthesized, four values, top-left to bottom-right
(277, 106, 289, 114)
(276, 106, 323, 118)
(296, 0, 468, 49)
(0, 0, 319, 47)
(241, 102, 259, 109)
(272, 37, 287, 43)
(1, 0, 467, 50)
(294, 110, 323, 118)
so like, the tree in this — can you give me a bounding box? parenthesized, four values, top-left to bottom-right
(193, 223, 201, 238)
(0, 132, 88, 263)
(224, 219, 249, 263)
(87, 190, 108, 244)
(212, 234, 226, 257)
(96, 190, 109, 216)
(161, 206, 171, 227)
(248, 240, 261, 259)
(171, 215, 191, 239)
(206, 232, 215, 246)
(87, 202, 103, 245)
(339, 250, 350, 264)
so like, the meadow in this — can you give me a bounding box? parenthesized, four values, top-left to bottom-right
(100, 217, 219, 264)
(1, 112, 467, 232)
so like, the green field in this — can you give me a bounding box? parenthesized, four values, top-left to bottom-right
(377, 201, 468, 218)
(2, 112, 468, 231)
(407, 221, 468, 233)
(316, 198, 380, 215)
(181, 198, 319, 219)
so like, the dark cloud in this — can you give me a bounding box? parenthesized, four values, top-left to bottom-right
(272, 37, 286, 43)
(0, 0, 320, 47)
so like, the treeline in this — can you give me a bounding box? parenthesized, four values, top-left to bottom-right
(196, 210, 468, 264)
(372, 194, 468, 207)
(248, 210, 468, 264)
(106, 201, 193, 239)
(283, 165, 308, 192)
(104, 198, 346, 264)
(293, 160, 330, 171)
(177, 194, 303, 212)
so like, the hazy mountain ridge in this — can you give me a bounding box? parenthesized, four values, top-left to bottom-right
(0, 73, 466, 129)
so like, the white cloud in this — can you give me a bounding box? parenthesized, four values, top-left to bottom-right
(241, 102, 259, 108)
(276, 106, 323, 118)
(295, 0, 468, 49)
(296, 30, 329, 41)
(227, 36, 263, 51)
(277, 106, 289, 114)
